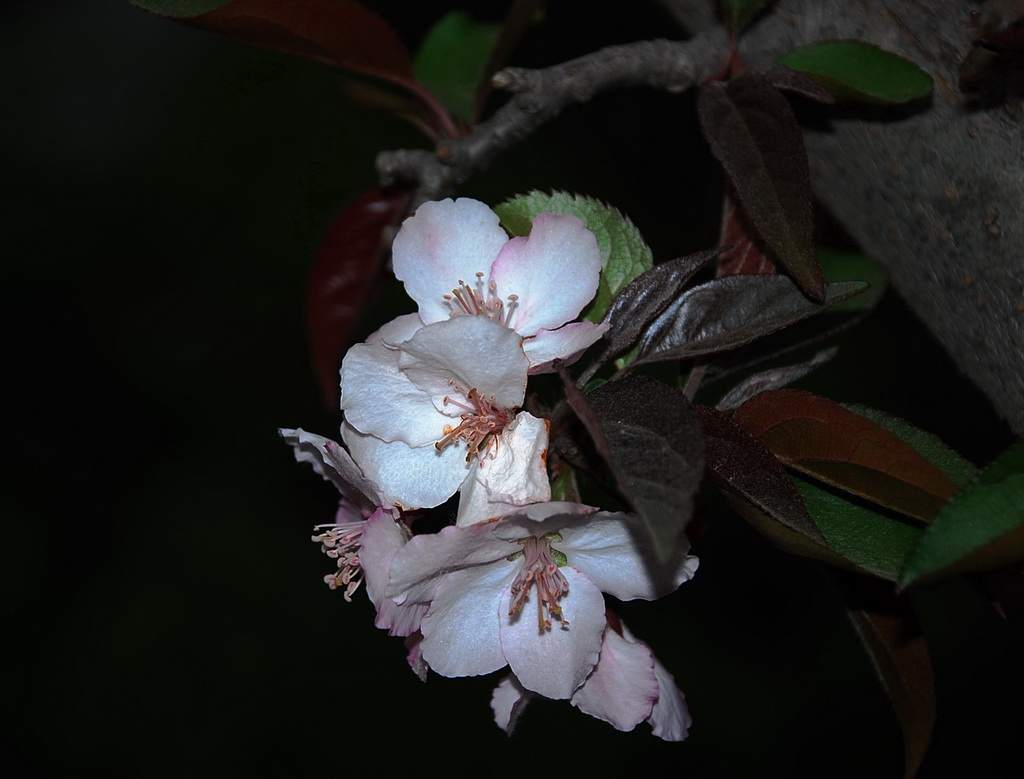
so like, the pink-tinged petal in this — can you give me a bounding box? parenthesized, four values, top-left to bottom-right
(570, 626, 658, 732)
(560, 512, 701, 600)
(648, 655, 692, 741)
(398, 316, 528, 412)
(341, 422, 469, 510)
(456, 413, 551, 527)
(385, 521, 517, 604)
(278, 427, 380, 507)
(500, 566, 605, 699)
(405, 632, 429, 682)
(392, 198, 509, 325)
(340, 337, 442, 447)
(359, 510, 426, 637)
(490, 212, 602, 336)
(418, 563, 512, 678)
(491, 675, 532, 735)
(523, 321, 609, 373)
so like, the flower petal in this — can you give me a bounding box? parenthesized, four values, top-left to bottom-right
(278, 427, 380, 507)
(490, 212, 602, 336)
(500, 566, 605, 699)
(456, 413, 551, 527)
(491, 675, 532, 735)
(359, 509, 425, 637)
(560, 512, 700, 600)
(570, 626, 658, 731)
(418, 563, 512, 678)
(340, 336, 442, 447)
(392, 198, 509, 325)
(649, 654, 692, 741)
(398, 316, 529, 412)
(341, 422, 469, 510)
(523, 321, 609, 373)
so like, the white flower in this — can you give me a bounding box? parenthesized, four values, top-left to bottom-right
(341, 313, 550, 526)
(391, 198, 607, 372)
(491, 619, 693, 741)
(280, 427, 426, 636)
(385, 502, 699, 700)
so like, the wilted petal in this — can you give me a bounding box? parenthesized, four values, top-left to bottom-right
(392, 198, 509, 325)
(570, 626, 658, 731)
(499, 566, 606, 699)
(490, 212, 602, 336)
(341, 422, 469, 510)
(278, 427, 380, 506)
(456, 413, 551, 527)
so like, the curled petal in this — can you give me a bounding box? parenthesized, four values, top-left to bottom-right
(278, 427, 380, 507)
(570, 626, 658, 732)
(491, 675, 532, 735)
(524, 321, 609, 373)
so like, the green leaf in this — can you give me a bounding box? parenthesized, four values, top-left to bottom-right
(494, 191, 653, 324)
(819, 248, 888, 314)
(900, 441, 1024, 588)
(721, 0, 774, 33)
(797, 477, 923, 581)
(412, 12, 501, 124)
(777, 41, 933, 104)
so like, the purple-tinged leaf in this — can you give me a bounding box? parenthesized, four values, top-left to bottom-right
(743, 63, 836, 103)
(598, 250, 719, 363)
(716, 193, 776, 278)
(697, 75, 824, 300)
(634, 276, 865, 366)
(307, 186, 410, 408)
(697, 404, 826, 544)
(848, 605, 935, 779)
(734, 390, 962, 523)
(716, 348, 835, 411)
(558, 370, 705, 563)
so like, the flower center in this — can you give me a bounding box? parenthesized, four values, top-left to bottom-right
(508, 534, 570, 632)
(435, 380, 513, 463)
(312, 519, 365, 601)
(443, 272, 519, 327)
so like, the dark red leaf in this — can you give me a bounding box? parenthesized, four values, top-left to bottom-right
(697, 404, 826, 544)
(734, 390, 961, 522)
(744, 63, 837, 103)
(180, 0, 415, 84)
(716, 193, 776, 278)
(697, 74, 825, 300)
(307, 186, 410, 408)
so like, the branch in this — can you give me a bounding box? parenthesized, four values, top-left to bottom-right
(376, 30, 727, 206)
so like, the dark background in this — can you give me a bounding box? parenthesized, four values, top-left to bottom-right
(4, 1, 1020, 776)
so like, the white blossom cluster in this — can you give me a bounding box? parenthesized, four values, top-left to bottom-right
(282, 198, 698, 738)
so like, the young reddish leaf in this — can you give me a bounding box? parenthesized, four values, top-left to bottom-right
(634, 276, 865, 366)
(557, 370, 705, 563)
(138, 0, 415, 82)
(847, 605, 935, 779)
(697, 404, 826, 543)
(697, 74, 825, 300)
(900, 441, 1024, 589)
(715, 348, 835, 411)
(307, 186, 410, 408)
(734, 390, 961, 522)
(743, 63, 837, 104)
(598, 249, 720, 363)
(716, 193, 776, 278)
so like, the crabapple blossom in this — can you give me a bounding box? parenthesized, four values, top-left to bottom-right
(391, 197, 608, 371)
(340, 313, 550, 527)
(280, 427, 425, 637)
(385, 502, 699, 700)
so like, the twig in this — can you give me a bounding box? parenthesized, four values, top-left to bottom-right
(377, 30, 727, 206)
